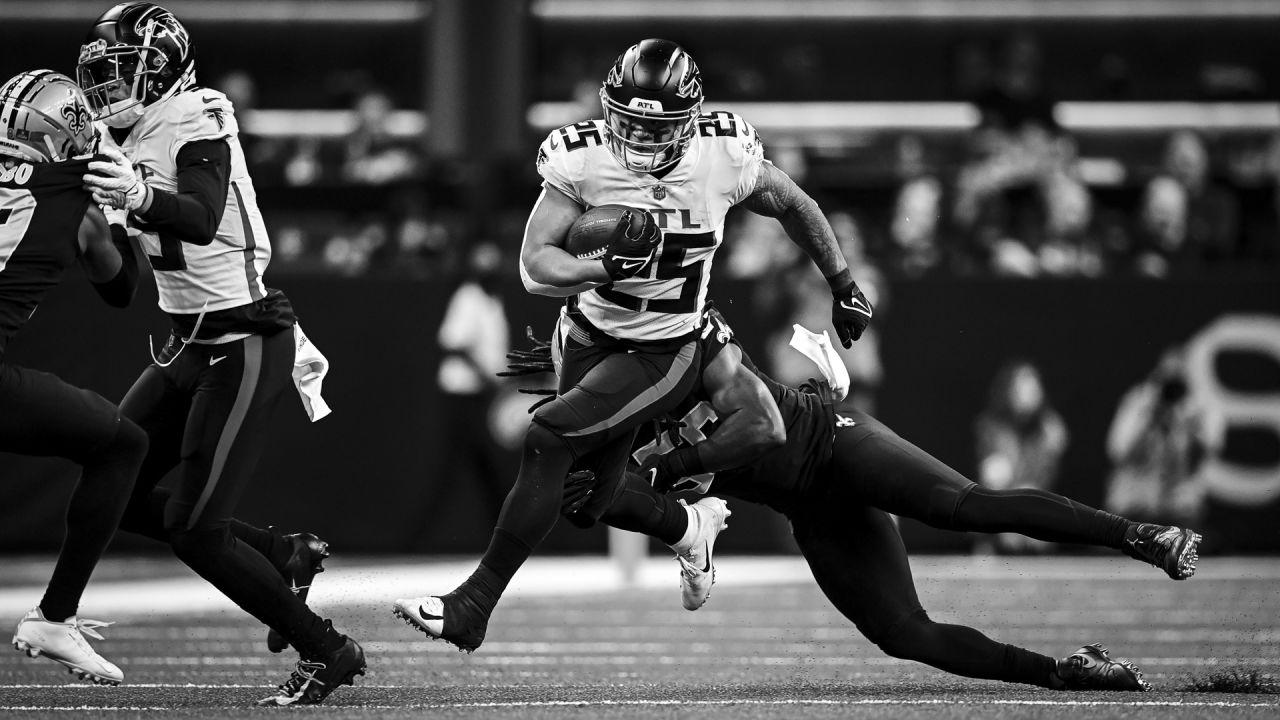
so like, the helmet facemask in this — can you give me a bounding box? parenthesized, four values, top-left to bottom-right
(600, 90, 701, 173)
(76, 4, 196, 128)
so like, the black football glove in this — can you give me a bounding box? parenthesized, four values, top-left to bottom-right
(640, 452, 700, 494)
(561, 469, 597, 516)
(601, 209, 661, 281)
(831, 279, 873, 348)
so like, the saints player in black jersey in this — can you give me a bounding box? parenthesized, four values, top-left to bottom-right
(580, 305, 1201, 691)
(1, 70, 146, 686)
(76, 3, 363, 705)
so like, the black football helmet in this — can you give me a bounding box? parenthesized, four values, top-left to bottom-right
(600, 39, 704, 173)
(76, 2, 195, 128)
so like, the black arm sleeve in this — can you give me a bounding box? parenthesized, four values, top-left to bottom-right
(134, 138, 231, 246)
(92, 225, 141, 308)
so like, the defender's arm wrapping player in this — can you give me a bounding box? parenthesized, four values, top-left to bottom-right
(76, 3, 363, 706)
(1, 70, 148, 686)
(593, 306, 1202, 691)
(392, 38, 869, 652)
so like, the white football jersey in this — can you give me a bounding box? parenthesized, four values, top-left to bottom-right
(109, 88, 271, 316)
(536, 111, 765, 342)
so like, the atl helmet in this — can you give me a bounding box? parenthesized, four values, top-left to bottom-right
(600, 39, 704, 173)
(77, 2, 195, 128)
(0, 70, 97, 163)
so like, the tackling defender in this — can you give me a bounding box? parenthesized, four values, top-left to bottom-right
(76, 2, 362, 705)
(1, 70, 147, 686)
(587, 305, 1199, 691)
(393, 38, 875, 651)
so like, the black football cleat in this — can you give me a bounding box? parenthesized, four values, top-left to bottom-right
(391, 590, 489, 653)
(1055, 643, 1151, 691)
(1121, 523, 1201, 580)
(267, 530, 330, 653)
(257, 635, 366, 706)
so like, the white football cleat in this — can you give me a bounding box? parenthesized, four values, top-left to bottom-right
(670, 497, 731, 611)
(12, 606, 123, 685)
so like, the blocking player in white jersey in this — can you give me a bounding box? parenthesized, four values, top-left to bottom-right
(393, 39, 875, 653)
(76, 2, 363, 705)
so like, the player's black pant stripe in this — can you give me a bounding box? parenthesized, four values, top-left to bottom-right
(565, 339, 696, 438)
(230, 182, 264, 302)
(186, 335, 262, 529)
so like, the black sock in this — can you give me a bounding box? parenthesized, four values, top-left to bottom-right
(169, 528, 337, 658)
(463, 530, 532, 616)
(598, 470, 688, 545)
(40, 421, 147, 622)
(229, 521, 291, 570)
(885, 613, 1059, 688)
(952, 485, 1132, 548)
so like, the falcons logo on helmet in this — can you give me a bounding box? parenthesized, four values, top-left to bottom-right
(135, 8, 190, 60)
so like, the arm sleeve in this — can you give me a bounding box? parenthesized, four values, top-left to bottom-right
(134, 138, 231, 245)
(91, 224, 141, 308)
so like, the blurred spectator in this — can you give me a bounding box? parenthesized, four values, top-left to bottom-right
(952, 32, 1094, 277)
(405, 242, 511, 550)
(1104, 348, 1223, 527)
(974, 359, 1069, 554)
(1136, 130, 1240, 277)
(888, 134, 947, 277)
(342, 89, 423, 185)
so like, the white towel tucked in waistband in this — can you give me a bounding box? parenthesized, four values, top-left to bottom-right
(788, 324, 850, 402)
(292, 323, 332, 422)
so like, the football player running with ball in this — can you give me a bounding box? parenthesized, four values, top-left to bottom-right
(76, 3, 362, 705)
(393, 39, 875, 651)
(2, 70, 147, 687)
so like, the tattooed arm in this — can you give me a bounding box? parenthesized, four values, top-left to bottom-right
(738, 161, 849, 280)
(738, 162, 874, 346)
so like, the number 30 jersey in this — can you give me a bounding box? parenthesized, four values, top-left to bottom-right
(536, 111, 766, 342)
(108, 88, 272, 318)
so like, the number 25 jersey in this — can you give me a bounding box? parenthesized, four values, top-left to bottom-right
(108, 88, 271, 318)
(536, 111, 766, 342)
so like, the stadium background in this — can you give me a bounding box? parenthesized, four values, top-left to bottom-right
(2, 0, 1278, 561)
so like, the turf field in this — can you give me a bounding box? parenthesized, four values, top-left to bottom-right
(1, 554, 1277, 719)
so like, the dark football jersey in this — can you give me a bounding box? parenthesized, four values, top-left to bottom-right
(632, 306, 836, 514)
(0, 158, 93, 357)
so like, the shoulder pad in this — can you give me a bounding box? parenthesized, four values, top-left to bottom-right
(536, 121, 602, 201)
(165, 89, 238, 145)
(696, 111, 764, 167)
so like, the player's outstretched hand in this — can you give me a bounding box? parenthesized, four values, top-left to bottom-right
(830, 279, 873, 347)
(601, 208, 661, 281)
(84, 146, 150, 212)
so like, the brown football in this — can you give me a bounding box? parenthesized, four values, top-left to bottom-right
(564, 204, 642, 260)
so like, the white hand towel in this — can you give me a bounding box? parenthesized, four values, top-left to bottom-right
(788, 324, 850, 401)
(292, 323, 332, 421)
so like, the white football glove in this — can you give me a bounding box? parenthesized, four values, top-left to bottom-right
(85, 145, 152, 211)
